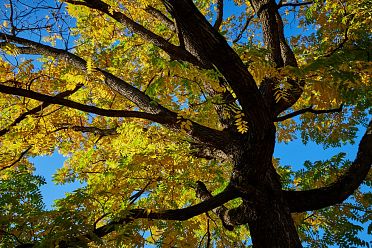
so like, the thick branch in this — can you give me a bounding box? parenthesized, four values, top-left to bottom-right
(251, 0, 302, 117)
(144, 6, 175, 32)
(195, 182, 259, 229)
(0, 83, 160, 119)
(0, 32, 161, 114)
(0, 34, 232, 151)
(270, 9, 301, 114)
(196, 181, 234, 230)
(162, 0, 272, 137)
(92, 187, 240, 238)
(275, 11, 297, 67)
(190, 142, 230, 161)
(0, 83, 232, 152)
(286, 119, 372, 212)
(16, 186, 241, 247)
(251, 0, 284, 67)
(274, 104, 343, 122)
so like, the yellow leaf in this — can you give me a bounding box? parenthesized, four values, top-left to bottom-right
(86, 57, 93, 74)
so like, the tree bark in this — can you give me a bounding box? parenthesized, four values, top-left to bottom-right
(229, 123, 303, 247)
(2, 0, 370, 247)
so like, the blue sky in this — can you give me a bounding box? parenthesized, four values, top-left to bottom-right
(2, 0, 370, 245)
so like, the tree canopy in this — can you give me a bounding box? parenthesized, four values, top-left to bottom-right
(0, 0, 371, 247)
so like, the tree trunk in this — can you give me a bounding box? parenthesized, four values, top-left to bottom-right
(247, 198, 302, 247)
(230, 125, 302, 247)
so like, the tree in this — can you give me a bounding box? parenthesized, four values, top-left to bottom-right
(0, 0, 371, 247)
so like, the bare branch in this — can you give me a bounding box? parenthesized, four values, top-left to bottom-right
(233, 14, 254, 44)
(286, 119, 372, 212)
(274, 104, 344, 122)
(213, 0, 224, 30)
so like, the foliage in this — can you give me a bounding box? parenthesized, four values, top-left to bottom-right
(0, 165, 46, 247)
(0, 0, 371, 247)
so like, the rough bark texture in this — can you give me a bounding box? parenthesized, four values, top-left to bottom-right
(1, 0, 371, 247)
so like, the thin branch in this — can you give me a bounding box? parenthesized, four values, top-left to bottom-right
(53, 125, 118, 136)
(206, 219, 211, 248)
(0, 84, 83, 137)
(198, 230, 208, 248)
(63, 0, 199, 65)
(324, 25, 349, 58)
(90, 186, 241, 239)
(93, 213, 110, 230)
(9, 0, 16, 35)
(129, 178, 158, 205)
(338, 203, 372, 214)
(0, 228, 26, 247)
(0, 82, 159, 119)
(274, 104, 344, 122)
(277, 1, 314, 8)
(1, 146, 32, 171)
(0, 82, 232, 152)
(0, 32, 161, 114)
(233, 14, 254, 43)
(213, 0, 224, 30)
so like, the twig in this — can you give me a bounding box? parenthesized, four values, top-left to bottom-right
(129, 178, 158, 205)
(206, 219, 211, 248)
(233, 14, 254, 43)
(324, 25, 349, 58)
(339, 203, 372, 214)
